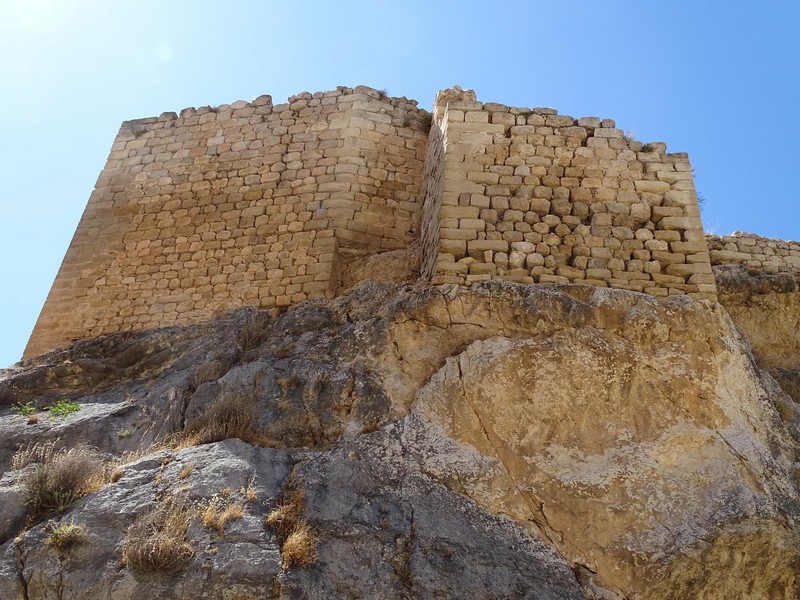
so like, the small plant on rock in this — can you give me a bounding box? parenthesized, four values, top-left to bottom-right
(12, 440, 59, 470)
(177, 392, 268, 447)
(200, 495, 245, 534)
(237, 312, 272, 352)
(19, 444, 103, 521)
(266, 470, 318, 569)
(122, 497, 195, 576)
(47, 520, 89, 552)
(11, 401, 36, 418)
(281, 521, 317, 568)
(190, 359, 228, 391)
(117, 428, 133, 439)
(45, 399, 80, 420)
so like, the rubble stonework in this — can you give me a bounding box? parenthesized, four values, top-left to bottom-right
(707, 232, 800, 276)
(26, 86, 719, 358)
(427, 88, 714, 297)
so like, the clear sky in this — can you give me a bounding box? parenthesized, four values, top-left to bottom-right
(1, 0, 799, 368)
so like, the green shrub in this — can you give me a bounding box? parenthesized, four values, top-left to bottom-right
(11, 401, 36, 417)
(46, 399, 80, 419)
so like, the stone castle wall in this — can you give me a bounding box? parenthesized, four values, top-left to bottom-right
(25, 86, 717, 359)
(707, 233, 800, 276)
(427, 89, 714, 299)
(25, 86, 430, 358)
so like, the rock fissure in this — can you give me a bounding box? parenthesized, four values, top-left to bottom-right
(15, 537, 28, 600)
(454, 352, 565, 554)
(711, 429, 765, 494)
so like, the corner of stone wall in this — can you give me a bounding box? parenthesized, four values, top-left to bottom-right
(425, 96, 717, 302)
(25, 86, 431, 357)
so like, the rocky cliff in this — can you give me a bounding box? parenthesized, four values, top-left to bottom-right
(1, 279, 799, 599)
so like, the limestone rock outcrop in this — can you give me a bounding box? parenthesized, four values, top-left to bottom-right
(1, 281, 799, 599)
(714, 264, 800, 404)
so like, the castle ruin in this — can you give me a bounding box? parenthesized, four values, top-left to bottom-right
(24, 86, 800, 358)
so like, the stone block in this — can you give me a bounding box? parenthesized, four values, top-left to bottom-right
(440, 228, 478, 240)
(440, 239, 467, 258)
(650, 250, 685, 265)
(665, 262, 713, 277)
(557, 265, 586, 279)
(468, 240, 510, 254)
(634, 180, 670, 194)
(709, 250, 751, 264)
(441, 206, 480, 219)
(526, 253, 545, 268)
(539, 274, 569, 284)
(469, 262, 497, 275)
(460, 219, 486, 231)
(577, 117, 601, 128)
(660, 216, 700, 231)
(670, 240, 708, 254)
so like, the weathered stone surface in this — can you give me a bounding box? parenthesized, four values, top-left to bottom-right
(2, 281, 799, 598)
(714, 263, 800, 407)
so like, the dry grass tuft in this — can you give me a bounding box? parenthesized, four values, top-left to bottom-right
(266, 470, 318, 569)
(190, 359, 227, 391)
(12, 440, 60, 471)
(122, 497, 195, 576)
(237, 312, 272, 352)
(240, 478, 257, 502)
(17, 444, 103, 520)
(280, 520, 317, 568)
(273, 343, 295, 359)
(110, 467, 125, 483)
(265, 487, 304, 541)
(177, 392, 267, 448)
(200, 496, 245, 534)
(47, 520, 89, 552)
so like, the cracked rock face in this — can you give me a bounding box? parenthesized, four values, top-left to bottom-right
(1, 281, 799, 599)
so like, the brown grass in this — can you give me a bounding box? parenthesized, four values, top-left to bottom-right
(190, 359, 227, 391)
(240, 478, 257, 502)
(265, 487, 304, 541)
(280, 520, 317, 568)
(273, 343, 295, 359)
(122, 497, 195, 576)
(200, 496, 245, 534)
(17, 444, 103, 520)
(47, 520, 89, 552)
(265, 471, 318, 569)
(12, 440, 60, 470)
(177, 392, 267, 448)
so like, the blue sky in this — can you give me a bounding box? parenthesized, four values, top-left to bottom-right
(1, 0, 799, 367)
